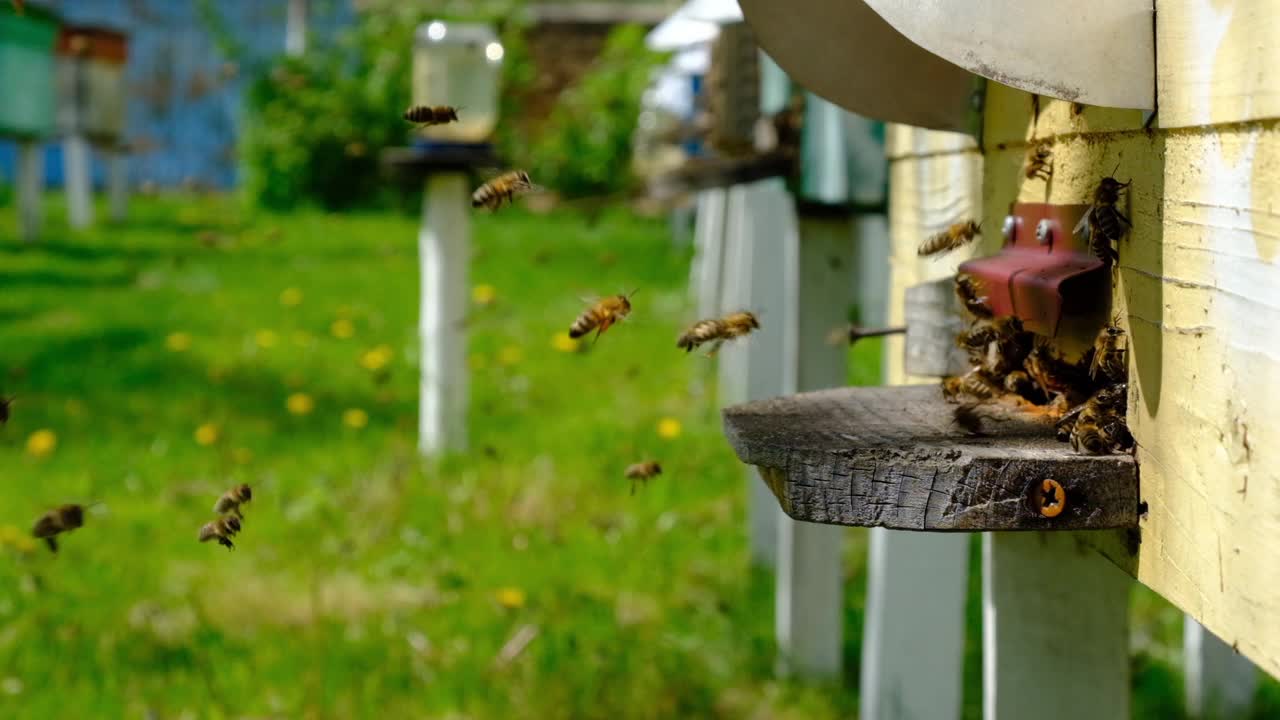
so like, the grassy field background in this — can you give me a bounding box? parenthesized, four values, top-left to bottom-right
(0, 196, 1273, 719)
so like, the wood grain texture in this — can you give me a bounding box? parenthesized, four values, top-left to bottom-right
(1157, 0, 1280, 128)
(904, 276, 970, 377)
(980, 80, 1280, 678)
(722, 385, 1139, 531)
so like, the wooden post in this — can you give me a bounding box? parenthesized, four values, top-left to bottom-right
(419, 173, 469, 456)
(63, 135, 94, 229)
(719, 178, 798, 568)
(861, 529, 969, 719)
(1184, 617, 1258, 719)
(983, 532, 1131, 720)
(17, 140, 44, 242)
(692, 188, 729, 319)
(286, 0, 308, 56)
(775, 214, 853, 678)
(107, 149, 128, 222)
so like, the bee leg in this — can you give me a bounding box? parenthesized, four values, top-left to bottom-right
(630, 479, 637, 497)
(703, 339, 726, 358)
(44, 536, 57, 553)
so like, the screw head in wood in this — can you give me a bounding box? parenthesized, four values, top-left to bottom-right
(1035, 219, 1053, 245)
(1030, 478, 1066, 518)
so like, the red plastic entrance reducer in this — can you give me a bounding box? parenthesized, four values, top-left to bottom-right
(958, 202, 1110, 337)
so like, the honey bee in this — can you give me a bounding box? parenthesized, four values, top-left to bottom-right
(954, 273, 993, 319)
(1069, 415, 1112, 454)
(568, 291, 635, 343)
(1024, 338, 1088, 399)
(213, 483, 252, 519)
(1090, 322, 1127, 382)
(677, 311, 761, 355)
(918, 220, 981, 257)
(1003, 370, 1046, 404)
(1073, 175, 1132, 264)
(624, 461, 662, 495)
(0, 394, 12, 424)
(1066, 383, 1131, 453)
(31, 504, 88, 553)
(472, 171, 535, 211)
(941, 368, 1001, 403)
(403, 105, 460, 126)
(1024, 143, 1053, 181)
(198, 516, 242, 550)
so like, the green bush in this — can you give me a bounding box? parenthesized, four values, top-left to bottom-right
(526, 24, 662, 200)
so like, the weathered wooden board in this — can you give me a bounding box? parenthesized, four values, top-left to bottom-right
(980, 80, 1280, 679)
(722, 385, 1139, 531)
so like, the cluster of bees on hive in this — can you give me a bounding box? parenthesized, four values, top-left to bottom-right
(917, 143, 1134, 455)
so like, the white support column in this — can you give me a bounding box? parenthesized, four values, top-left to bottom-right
(63, 135, 94, 229)
(861, 530, 970, 719)
(984, 532, 1131, 720)
(107, 150, 128, 222)
(286, 0, 308, 56)
(719, 178, 798, 569)
(775, 214, 854, 678)
(419, 173, 470, 456)
(17, 140, 44, 242)
(692, 188, 729, 319)
(1184, 616, 1258, 719)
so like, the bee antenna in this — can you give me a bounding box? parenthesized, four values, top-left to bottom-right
(626, 287, 640, 299)
(1109, 160, 1121, 177)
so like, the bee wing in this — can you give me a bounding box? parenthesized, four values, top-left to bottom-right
(198, 522, 218, 542)
(1072, 208, 1094, 239)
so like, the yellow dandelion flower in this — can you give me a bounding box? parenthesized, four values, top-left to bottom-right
(232, 447, 254, 464)
(471, 283, 497, 306)
(343, 408, 369, 429)
(280, 287, 304, 307)
(657, 418, 683, 440)
(551, 332, 580, 353)
(495, 587, 527, 610)
(194, 423, 220, 446)
(0, 525, 21, 546)
(359, 345, 393, 372)
(497, 345, 523, 367)
(255, 329, 279, 349)
(286, 393, 315, 416)
(330, 318, 355, 339)
(25, 429, 57, 458)
(165, 332, 192, 352)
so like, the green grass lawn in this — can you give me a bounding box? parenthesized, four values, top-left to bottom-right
(0, 195, 1270, 719)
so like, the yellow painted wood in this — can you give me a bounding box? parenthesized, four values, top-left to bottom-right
(975, 81, 1280, 678)
(1157, 0, 1280, 128)
(884, 124, 983, 384)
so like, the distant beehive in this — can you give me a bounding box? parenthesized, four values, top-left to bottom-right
(705, 21, 760, 157)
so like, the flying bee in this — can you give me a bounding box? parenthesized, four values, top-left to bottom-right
(403, 104, 460, 126)
(472, 170, 536, 211)
(1024, 142, 1053, 181)
(213, 483, 252, 519)
(918, 220, 981, 257)
(0, 394, 11, 424)
(677, 311, 761, 356)
(1090, 321, 1127, 382)
(31, 503, 89, 553)
(199, 516, 242, 551)
(624, 461, 662, 496)
(568, 291, 636, 343)
(954, 273, 992, 318)
(1073, 175, 1132, 264)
